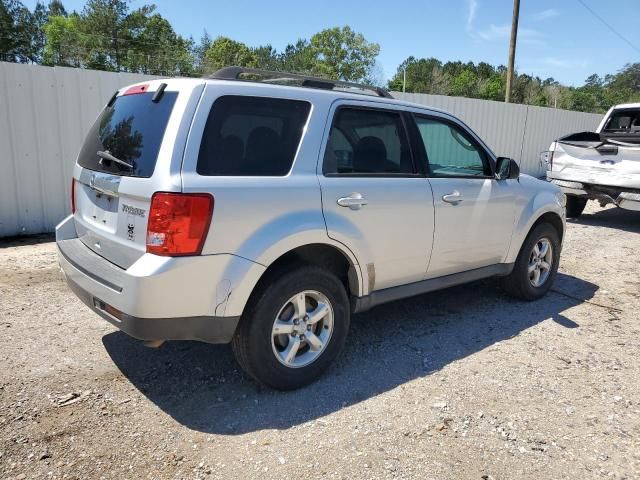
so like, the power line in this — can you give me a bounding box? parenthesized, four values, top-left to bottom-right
(575, 0, 640, 54)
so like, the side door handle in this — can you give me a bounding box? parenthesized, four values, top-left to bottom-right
(337, 192, 368, 210)
(442, 191, 464, 205)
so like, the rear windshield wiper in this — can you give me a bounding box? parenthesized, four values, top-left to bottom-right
(97, 150, 133, 169)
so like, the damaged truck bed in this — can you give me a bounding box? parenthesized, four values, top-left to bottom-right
(543, 103, 640, 217)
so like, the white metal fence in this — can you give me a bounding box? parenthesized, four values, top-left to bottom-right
(0, 62, 159, 237)
(0, 62, 603, 237)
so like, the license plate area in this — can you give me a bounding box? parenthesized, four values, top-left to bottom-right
(83, 188, 119, 232)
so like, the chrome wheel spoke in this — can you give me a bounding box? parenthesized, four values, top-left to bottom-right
(305, 332, 324, 351)
(528, 263, 537, 274)
(272, 319, 294, 336)
(539, 241, 549, 257)
(540, 260, 551, 272)
(282, 336, 301, 364)
(293, 293, 307, 318)
(532, 268, 541, 285)
(307, 302, 329, 325)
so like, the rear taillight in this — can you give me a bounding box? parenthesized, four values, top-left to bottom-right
(71, 178, 76, 214)
(540, 150, 554, 171)
(146, 192, 213, 256)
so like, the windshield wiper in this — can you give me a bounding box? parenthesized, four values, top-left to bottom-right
(97, 150, 133, 169)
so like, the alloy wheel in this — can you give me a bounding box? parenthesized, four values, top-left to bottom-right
(528, 237, 553, 288)
(271, 290, 334, 368)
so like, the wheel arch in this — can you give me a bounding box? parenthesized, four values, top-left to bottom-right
(225, 240, 363, 319)
(506, 198, 565, 264)
(531, 211, 564, 243)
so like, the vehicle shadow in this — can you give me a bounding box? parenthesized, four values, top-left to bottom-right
(102, 272, 598, 435)
(570, 206, 640, 234)
(0, 233, 55, 249)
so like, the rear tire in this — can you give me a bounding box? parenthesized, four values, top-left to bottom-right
(500, 223, 560, 301)
(231, 265, 350, 390)
(565, 195, 587, 218)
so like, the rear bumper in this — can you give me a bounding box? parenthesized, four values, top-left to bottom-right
(55, 215, 253, 343)
(65, 275, 239, 343)
(547, 175, 640, 211)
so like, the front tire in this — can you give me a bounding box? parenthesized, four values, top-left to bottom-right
(231, 266, 350, 390)
(500, 223, 561, 301)
(565, 195, 587, 218)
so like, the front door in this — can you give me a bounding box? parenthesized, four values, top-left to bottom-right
(411, 114, 516, 278)
(318, 104, 434, 292)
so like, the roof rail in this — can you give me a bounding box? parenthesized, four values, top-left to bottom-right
(208, 66, 393, 99)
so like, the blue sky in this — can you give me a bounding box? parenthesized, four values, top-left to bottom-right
(25, 0, 640, 85)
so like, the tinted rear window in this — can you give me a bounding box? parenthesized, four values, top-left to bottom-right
(603, 108, 640, 132)
(197, 95, 311, 176)
(323, 107, 414, 175)
(77, 92, 178, 177)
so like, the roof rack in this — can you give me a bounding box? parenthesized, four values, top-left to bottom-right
(208, 66, 393, 99)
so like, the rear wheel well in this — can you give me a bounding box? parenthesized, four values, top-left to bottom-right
(531, 212, 564, 243)
(251, 244, 358, 302)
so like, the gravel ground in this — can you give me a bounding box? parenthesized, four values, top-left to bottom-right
(1, 203, 639, 480)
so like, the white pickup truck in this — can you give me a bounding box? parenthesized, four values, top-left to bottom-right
(544, 103, 640, 217)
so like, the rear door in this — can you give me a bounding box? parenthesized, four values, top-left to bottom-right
(73, 80, 203, 268)
(411, 114, 516, 278)
(318, 102, 434, 292)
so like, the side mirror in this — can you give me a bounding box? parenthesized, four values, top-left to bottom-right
(495, 157, 520, 180)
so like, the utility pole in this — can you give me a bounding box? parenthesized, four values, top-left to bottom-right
(403, 67, 407, 93)
(505, 0, 520, 103)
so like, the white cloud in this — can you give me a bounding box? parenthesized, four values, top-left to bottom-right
(477, 24, 510, 40)
(541, 57, 589, 69)
(533, 8, 559, 21)
(477, 24, 542, 44)
(466, 0, 478, 32)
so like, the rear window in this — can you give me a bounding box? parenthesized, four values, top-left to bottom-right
(77, 91, 178, 178)
(323, 107, 414, 175)
(197, 95, 311, 176)
(603, 108, 640, 132)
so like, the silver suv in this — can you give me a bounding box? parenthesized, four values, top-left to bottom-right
(56, 67, 566, 390)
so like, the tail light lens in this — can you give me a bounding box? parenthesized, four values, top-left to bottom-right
(540, 150, 554, 171)
(146, 192, 213, 256)
(122, 84, 149, 96)
(71, 178, 76, 214)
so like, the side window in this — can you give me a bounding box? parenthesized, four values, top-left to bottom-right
(415, 116, 491, 177)
(323, 107, 414, 175)
(197, 96, 311, 176)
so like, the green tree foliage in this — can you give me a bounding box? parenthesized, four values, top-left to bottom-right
(40, 0, 193, 75)
(47, 0, 66, 17)
(279, 39, 316, 75)
(196, 26, 380, 83)
(203, 37, 257, 72)
(42, 13, 84, 66)
(192, 30, 212, 75)
(80, 0, 131, 71)
(121, 5, 194, 75)
(389, 57, 640, 113)
(3, 0, 638, 113)
(308, 26, 380, 81)
(1, 0, 43, 62)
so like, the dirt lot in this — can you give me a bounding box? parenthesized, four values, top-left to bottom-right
(1, 203, 639, 480)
